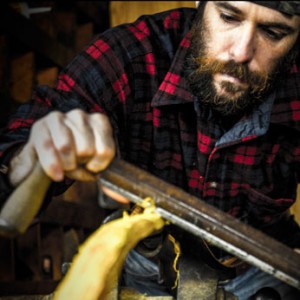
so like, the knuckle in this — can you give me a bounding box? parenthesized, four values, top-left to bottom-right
(41, 138, 54, 149)
(86, 148, 114, 172)
(46, 163, 63, 181)
(67, 109, 86, 120)
(31, 118, 45, 134)
(48, 110, 64, 118)
(46, 111, 64, 125)
(97, 147, 114, 159)
(76, 150, 94, 164)
(91, 113, 111, 127)
(76, 142, 95, 157)
(56, 142, 73, 155)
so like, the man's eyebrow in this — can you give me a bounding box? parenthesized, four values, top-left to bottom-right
(214, 2, 243, 15)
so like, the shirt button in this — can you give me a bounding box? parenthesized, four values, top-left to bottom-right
(209, 181, 218, 188)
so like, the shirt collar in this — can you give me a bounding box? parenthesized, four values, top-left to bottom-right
(151, 30, 196, 107)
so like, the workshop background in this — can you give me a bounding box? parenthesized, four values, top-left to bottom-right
(0, 1, 299, 297)
(0, 1, 195, 296)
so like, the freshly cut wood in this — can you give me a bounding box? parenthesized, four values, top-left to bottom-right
(53, 205, 164, 300)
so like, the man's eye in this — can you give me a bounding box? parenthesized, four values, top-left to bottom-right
(263, 28, 285, 41)
(220, 13, 238, 23)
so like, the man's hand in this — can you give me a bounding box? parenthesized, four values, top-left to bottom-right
(8, 109, 115, 186)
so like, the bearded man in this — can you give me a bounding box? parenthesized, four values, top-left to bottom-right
(0, 1, 300, 299)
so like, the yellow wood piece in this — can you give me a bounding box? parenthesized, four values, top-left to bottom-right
(53, 205, 164, 300)
(291, 185, 300, 225)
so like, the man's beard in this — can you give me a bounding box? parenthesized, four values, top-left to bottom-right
(185, 15, 298, 117)
(186, 57, 271, 116)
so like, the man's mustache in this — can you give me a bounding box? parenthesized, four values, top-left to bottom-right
(193, 57, 270, 94)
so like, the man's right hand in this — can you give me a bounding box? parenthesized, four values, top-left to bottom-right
(8, 109, 116, 187)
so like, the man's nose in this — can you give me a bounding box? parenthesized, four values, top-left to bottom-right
(229, 25, 256, 64)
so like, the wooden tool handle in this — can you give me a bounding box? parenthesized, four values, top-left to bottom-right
(0, 162, 51, 237)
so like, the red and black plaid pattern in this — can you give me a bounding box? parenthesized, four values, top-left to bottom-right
(1, 8, 300, 245)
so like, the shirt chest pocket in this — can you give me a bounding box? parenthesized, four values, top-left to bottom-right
(245, 187, 294, 226)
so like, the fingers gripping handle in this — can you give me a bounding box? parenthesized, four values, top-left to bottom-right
(0, 162, 51, 237)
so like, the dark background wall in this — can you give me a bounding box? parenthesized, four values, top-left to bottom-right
(0, 1, 110, 128)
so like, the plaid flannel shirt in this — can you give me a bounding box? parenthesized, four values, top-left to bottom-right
(1, 8, 300, 246)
